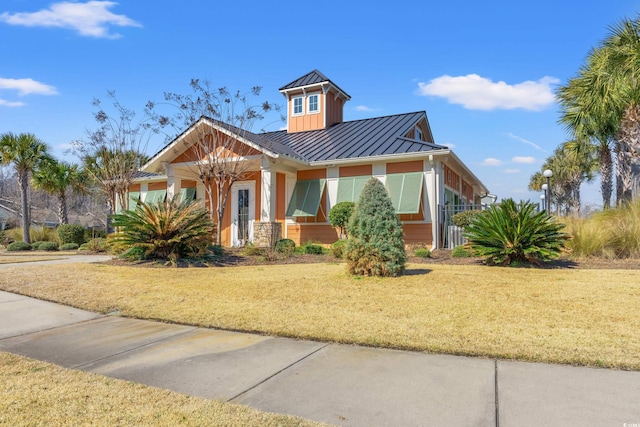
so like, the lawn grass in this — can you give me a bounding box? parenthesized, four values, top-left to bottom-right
(0, 352, 330, 427)
(1, 262, 639, 370)
(0, 256, 66, 264)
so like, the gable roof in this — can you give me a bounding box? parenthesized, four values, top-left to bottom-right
(279, 69, 351, 101)
(140, 111, 447, 173)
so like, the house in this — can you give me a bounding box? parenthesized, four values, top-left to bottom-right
(128, 70, 489, 249)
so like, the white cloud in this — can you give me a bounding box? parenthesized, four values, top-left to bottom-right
(0, 99, 25, 107)
(0, 77, 58, 96)
(504, 132, 543, 151)
(416, 74, 558, 111)
(481, 157, 503, 166)
(512, 156, 536, 164)
(443, 142, 456, 149)
(0, 1, 141, 39)
(503, 168, 520, 174)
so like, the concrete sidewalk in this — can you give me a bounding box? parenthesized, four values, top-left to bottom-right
(1, 290, 639, 426)
(0, 254, 112, 268)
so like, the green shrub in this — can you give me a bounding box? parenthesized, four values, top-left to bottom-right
(329, 201, 355, 239)
(57, 224, 86, 246)
(275, 239, 295, 256)
(242, 244, 265, 256)
(464, 199, 568, 266)
(451, 245, 473, 258)
(38, 241, 59, 251)
(109, 197, 214, 263)
(414, 248, 431, 258)
(120, 246, 146, 261)
(60, 243, 79, 251)
(331, 239, 348, 258)
(300, 241, 324, 255)
(345, 178, 406, 276)
(30, 241, 47, 250)
(7, 241, 32, 252)
(452, 210, 484, 228)
(79, 238, 108, 253)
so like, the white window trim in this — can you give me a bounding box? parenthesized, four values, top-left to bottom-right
(307, 93, 320, 115)
(292, 96, 304, 116)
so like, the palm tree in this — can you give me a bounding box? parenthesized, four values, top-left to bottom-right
(557, 17, 640, 205)
(32, 158, 87, 225)
(0, 132, 50, 243)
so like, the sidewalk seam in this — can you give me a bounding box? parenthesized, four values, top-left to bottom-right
(227, 342, 330, 403)
(0, 315, 105, 342)
(495, 359, 499, 427)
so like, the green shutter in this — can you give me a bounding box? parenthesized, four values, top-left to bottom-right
(128, 192, 140, 210)
(285, 179, 326, 217)
(386, 172, 424, 214)
(145, 190, 166, 205)
(180, 188, 196, 203)
(336, 176, 371, 203)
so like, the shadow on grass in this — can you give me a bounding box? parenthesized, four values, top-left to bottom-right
(403, 268, 433, 276)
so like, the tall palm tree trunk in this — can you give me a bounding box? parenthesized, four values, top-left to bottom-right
(599, 144, 613, 209)
(18, 170, 30, 243)
(57, 190, 69, 225)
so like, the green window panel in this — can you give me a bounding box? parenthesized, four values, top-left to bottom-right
(336, 176, 371, 203)
(144, 189, 166, 205)
(128, 191, 140, 210)
(180, 187, 196, 203)
(386, 172, 424, 214)
(285, 179, 326, 217)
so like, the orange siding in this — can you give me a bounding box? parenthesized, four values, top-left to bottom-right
(402, 223, 433, 246)
(386, 160, 423, 174)
(326, 90, 343, 127)
(462, 180, 473, 201)
(148, 182, 166, 191)
(297, 169, 327, 180)
(181, 179, 196, 188)
(339, 165, 372, 177)
(286, 224, 339, 245)
(128, 184, 140, 192)
(276, 172, 286, 222)
(444, 164, 460, 190)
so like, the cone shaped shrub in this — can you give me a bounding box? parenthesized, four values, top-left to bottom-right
(463, 199, 568, 266)
(344, 177, 406, 276)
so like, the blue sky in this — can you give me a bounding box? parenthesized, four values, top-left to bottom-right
(1, 1, 639, 207)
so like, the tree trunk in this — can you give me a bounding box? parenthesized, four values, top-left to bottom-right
(599, 144, 613, 209)
(18, 170, 30, 243)
(57, 190, 68, 225)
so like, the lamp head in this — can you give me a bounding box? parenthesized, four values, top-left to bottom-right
(543, 169, 553, 178)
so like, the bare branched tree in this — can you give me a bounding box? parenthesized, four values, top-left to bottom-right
(72, 91, 153, 230)
(148, 79, 282, 245)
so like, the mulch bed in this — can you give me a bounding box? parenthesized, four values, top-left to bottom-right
(101, 248, 640, 270)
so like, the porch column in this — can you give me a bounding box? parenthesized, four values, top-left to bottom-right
(260, 157, 276, 222)
(163, 162, 177, 200)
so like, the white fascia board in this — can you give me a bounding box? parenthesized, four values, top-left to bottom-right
(279, 82, 351, 102)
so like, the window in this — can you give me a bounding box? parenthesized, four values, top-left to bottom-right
(293, 96, 303, 115)
(415, 127, 423, 141)
(286, 179, 326, 217)
(308, 94, 319, 113)
(179, 187, 196, 203)
(144, 189, 166, 204)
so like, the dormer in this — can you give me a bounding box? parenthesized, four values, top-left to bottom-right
(279, 70, 351, 133)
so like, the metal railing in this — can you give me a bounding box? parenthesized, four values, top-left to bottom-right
(438, 204, 480, 249)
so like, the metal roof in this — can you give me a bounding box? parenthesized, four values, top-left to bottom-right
(262, 111, 447, 162)
(278, 69, 351, 100)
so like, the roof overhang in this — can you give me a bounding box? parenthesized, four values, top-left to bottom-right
(279, 81, 351, 102)
(140, 116, 280, 175)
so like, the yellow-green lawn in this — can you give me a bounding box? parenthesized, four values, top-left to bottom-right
(1, 262, 639, 370)
(0, 352, 330, 427)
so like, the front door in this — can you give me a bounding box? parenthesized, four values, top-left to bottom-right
(231, 182, 255, 247)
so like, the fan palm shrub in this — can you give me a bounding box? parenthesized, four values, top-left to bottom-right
(109, 197, 214, 263)
(463, 199, 568, 266)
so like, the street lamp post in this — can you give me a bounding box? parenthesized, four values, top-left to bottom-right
(540, 193, 545, 212)
(541, 184, 548, 212)
(543, 169, 553, 212)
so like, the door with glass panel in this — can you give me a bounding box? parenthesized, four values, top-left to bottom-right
(231, 182, 254, 246)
